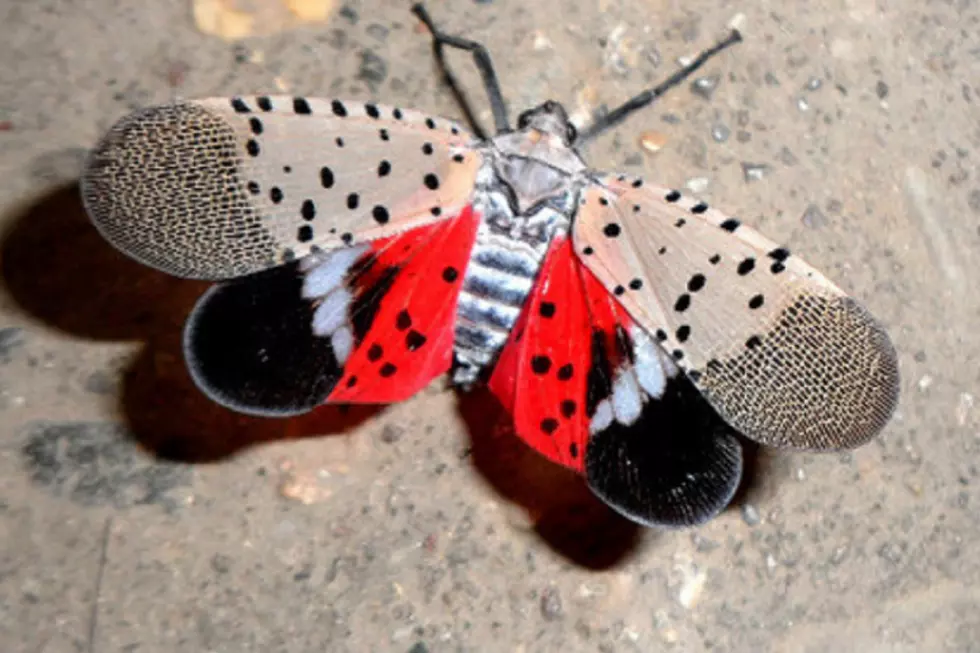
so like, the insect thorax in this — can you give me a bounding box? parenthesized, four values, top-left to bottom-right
(452, 127, 589, 387)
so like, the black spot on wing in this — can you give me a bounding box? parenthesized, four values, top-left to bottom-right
(183, 263, 341, 416)
(585, 374, 743, 528)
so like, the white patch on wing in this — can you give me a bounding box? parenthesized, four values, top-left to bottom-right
(590, 399, 614, 434)
(589, 327, 684, 437)
(331, 326, 354, 364)
(302, 245, 369, 299)
(312, 287, 352, 336)
(611, 369, 643, 425)
(631, 327, 668, 399)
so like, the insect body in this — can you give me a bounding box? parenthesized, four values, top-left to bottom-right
(80, 4, 900, 528)
(455, 101, 587, 386)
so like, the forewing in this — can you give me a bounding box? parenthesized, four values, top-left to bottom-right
(184, 207, 480, 415)
(489, 237, 743, 527)
(573, 176, 900, 451)
(82, 96, 482, 280)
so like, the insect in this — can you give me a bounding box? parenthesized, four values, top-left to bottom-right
(80, 4, 900, 528)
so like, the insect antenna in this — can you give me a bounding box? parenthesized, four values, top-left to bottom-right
(412, 3, 509, 139)
(576, 29, 743, 145)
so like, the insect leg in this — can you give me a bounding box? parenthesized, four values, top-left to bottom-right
(411, 3, 509, 138)
(576, 30, 743, 144)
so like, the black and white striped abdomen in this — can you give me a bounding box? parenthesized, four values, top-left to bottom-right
(452, 190, 569, 385)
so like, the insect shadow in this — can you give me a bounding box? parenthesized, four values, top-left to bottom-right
(1, 184, 380, 462)
(1, 185, 767, 565)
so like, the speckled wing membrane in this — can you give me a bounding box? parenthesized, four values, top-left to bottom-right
(573, 175, 900, 451)
(81, 96, 482, 280)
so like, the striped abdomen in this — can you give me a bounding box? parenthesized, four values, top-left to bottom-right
(452, 189, 571, 386)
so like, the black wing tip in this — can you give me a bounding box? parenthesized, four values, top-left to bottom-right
(585, 376, 745, 528)
(183, 265, 341, 417)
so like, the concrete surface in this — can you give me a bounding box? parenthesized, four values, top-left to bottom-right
(1, 0, 978, 651)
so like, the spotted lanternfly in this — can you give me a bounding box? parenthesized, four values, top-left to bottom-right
(80, 4, 900, 528)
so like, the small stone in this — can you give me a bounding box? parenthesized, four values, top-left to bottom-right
(690, 74, 721, 100)
(366, 24, 389, 41)
(740, 504, 761, 526)
(339, 4, 359, 23)
(741, 162, 771, 183)
(531, 30, 553, 51)
(796, 97, 810, 111)
(736, 130, 751, 143)
(764, 71, 780, 86)
(358, 50, 387, 86)
(407, 643, 430, 653)
(380, 424, 405, 444)
(540, 586, 563, 621)
(320, 29, 347, 50)
(830, 545, 849, 565)
(956, 393, 974, 426)
(710, 122, 730, 142)
(210, 553, 232, 574)
(778, 146, 798, 166)
(692, 533, 719, 552)
(875, 80, 889, 99)
(677, 565, 706, 608)
(802, 203, 828, 228)
(967, 189, 980, 213)
(878, 541, 904, 564)
(685, 176, 709, 193)
(826, 198, 843, 214)
(293, 564, 313, 582)
(949, 169, 969, 186)
(806, 77, 822, 91)
(765, 553, 778, 574)
(639, 131, 668, 153)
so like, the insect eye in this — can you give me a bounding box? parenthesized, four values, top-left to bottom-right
(516, 111, 531, 129)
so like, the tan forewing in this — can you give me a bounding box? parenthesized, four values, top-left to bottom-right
(82, 96, 482, 280)
(573, 175, 899, 451)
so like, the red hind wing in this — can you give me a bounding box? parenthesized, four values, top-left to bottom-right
(489, 234, 745, 527)
(488, 236, 599, 473)
(326, 206, 480, 404)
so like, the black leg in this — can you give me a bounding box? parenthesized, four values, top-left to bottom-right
(412, 3, 509, 139)
(576, 30, 743, 145)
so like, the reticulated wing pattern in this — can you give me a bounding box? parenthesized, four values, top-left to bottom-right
(81, 96, 482, 280)
(572, 175, 900, 451)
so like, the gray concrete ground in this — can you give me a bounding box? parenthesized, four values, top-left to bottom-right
(1, 0, 978, 651)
